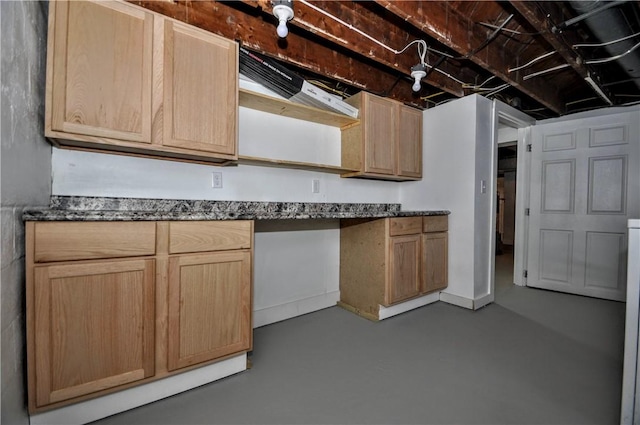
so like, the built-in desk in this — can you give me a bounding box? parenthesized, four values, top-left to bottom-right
(23, 196, 449, 424)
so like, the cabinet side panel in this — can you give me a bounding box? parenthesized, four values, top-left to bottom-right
(339, 219, 386, 318)
(397, 105, 422, 178)
(341, 124, 363, 171)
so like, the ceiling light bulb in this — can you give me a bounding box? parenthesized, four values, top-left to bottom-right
(277, 19, 289, 38)
(412, 77, 423, 92)
(273, 1, 294, 39)
(410, 64, 427, 92)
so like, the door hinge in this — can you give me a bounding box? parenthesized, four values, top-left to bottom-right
(526, 144, 532, 152)
(525, 208, 530, 216)
(523, 270, 528, 279)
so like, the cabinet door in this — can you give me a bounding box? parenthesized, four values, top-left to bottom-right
(167, 251, 251, 371)
(363, 95, 396, 175)
(48, 1, 153, 143)
(386, 235, 421, 305)
(162, 20, 238, 156)
(397, 105, 423, 178)
(33, 259, 155, 407)
(422, 232, 448, 293)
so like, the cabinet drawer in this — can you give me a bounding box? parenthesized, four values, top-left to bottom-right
(423, 215, 448, 233)
(168, 221, 252, 254)
(388, 217, 422, 236)
(34, 222, 156, 263)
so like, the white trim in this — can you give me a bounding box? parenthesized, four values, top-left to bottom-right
(439, 292, 474, 309)
(492, 100, 535, 292)
(377, 292, 440, 320)
(621, 220, 640, 424)
(473, 293, 494, 310)
(253, 291, 340, 328)
(29, 354, 248, 425)
(513, 126, 533, 286)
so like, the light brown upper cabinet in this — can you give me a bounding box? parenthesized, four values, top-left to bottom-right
(45, 0, 238, 164)
(46, 1, 153, 143)
(162, 20, 238, 156)
(341, 92, 423, 181)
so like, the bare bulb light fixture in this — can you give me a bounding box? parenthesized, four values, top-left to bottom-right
(273, 0, 294, 38)
(410, 64, 427, 92)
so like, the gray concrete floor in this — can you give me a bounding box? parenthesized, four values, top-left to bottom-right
(93, 247, 625, 424)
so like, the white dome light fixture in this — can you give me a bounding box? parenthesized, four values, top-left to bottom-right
(273, 0, 294, 38)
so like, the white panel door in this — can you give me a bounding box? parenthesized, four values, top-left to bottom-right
(527, 112, 639, 301)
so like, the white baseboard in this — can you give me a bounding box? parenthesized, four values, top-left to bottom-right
(439, 292, 474, 309)
(253, 291, 340, 328)
(473, 293, 494, 310)
(29, 354, 247, 425)
(378, 292, 440, 320)
(439, 292, 495, 310)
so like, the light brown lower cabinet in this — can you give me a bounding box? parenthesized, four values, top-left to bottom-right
(26, 220, 253, 413)
(167, 251, 251, 371)
(339, 215, 448, 321)
(33, 258, 156, 408)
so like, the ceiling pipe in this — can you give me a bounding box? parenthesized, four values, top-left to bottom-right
(568, 0, 640, 93)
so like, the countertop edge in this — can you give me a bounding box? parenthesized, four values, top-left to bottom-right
(22, 209, 451, 221)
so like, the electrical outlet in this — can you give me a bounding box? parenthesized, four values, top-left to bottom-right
(212, 172, 223, 188)
(312, 179, 320, 193)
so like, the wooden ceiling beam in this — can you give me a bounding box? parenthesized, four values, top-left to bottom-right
(130, 1, 429, 105)
(508, 1, 586, 78)
(233, 0, 465, 97)
(131, 0, 459, 106)
(285, 0, 466, 96)
(507, 1, 612, 102)
(373, 0, 567, 114)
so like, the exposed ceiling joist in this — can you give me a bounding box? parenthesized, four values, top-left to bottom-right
(373, 0, 565, 114)
(131, 0, 640, 118)
(133, 0, 425, 102)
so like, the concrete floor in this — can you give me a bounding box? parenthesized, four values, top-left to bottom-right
(93, 248, 626, 424)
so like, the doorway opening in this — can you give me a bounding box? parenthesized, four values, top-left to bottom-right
(495, 142, 517, 298)
(488, 100, 535, 304)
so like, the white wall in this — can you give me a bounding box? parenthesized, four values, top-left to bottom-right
(51, 96, 402, 325)
(400, 95, 495, 307)
(400, 96, 480, 302)
(473, 95, 495, 301)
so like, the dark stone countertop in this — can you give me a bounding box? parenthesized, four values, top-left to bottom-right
(22, 196, 450, 221)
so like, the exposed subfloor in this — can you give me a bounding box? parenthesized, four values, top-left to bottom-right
(93, 248, 626, 424)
